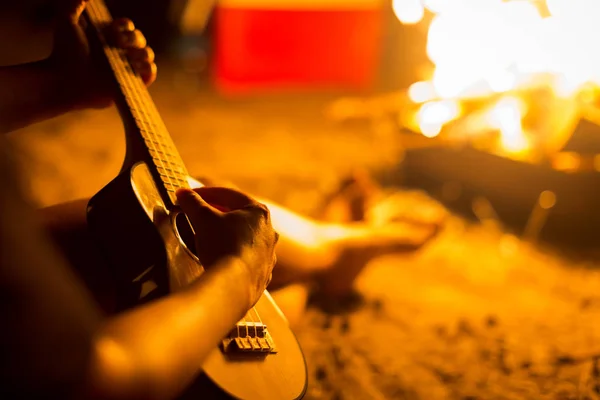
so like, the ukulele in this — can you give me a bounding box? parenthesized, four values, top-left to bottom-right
(83, 1, 307, 399)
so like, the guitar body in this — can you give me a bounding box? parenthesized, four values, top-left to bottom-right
(87, 162, 308, 400)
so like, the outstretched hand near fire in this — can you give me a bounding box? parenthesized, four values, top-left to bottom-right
(176, 187, 279, 309)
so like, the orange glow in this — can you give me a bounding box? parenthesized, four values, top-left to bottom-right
(417, 100, 460, 138)
(396, 0, 600, 151)
(539, 190, 557, 210)
(553, 152, 582, 172)
(419, 0, 600, 97)
(488, 97, 529, 154)
(594, 155, 600, 172)
(426, 0, 543, 99)
(187, 176, 204, 189)
(408, 81, 437, 103)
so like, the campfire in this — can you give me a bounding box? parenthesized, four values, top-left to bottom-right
(324, 0, 600, 246)
(391, 0, 600, 166)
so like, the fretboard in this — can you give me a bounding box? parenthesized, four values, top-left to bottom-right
(85, 0, 189, 206)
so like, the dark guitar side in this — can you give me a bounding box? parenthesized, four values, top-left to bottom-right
(87, 162, 308, 400)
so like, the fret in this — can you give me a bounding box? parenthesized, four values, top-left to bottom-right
(137, 119, 158, 129)
(145, 139, 162, 148)
(157, 167, 183, 179)
(154, 154, 183, 170)
(158, 171, 187, 184)
(139, 130, 151, 140)
(149, 150, 184, 170)
(156, 159, 186, 176)
(162, 178, 185, 190)
(140, 130, 166, 143)
(87, 2, 277, 354)
(86, 0, 191, 207)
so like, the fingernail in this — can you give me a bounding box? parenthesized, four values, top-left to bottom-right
(117, 20, 135, 32)
(176, 187, 192, 195)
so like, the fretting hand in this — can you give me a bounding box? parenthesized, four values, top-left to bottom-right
(176, 187, 279, 309)
(45, 0, 157, 110)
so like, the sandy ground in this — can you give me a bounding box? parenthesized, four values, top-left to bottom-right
(8, 72, 600, 400)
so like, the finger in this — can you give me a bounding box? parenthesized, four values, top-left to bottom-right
(192, 187, 262, 211)
(70, 1, 89, 23)
(127, 46, 157, 85)
(112, 18, 135, 33)
(266, 273, 273, 289)
(105, 19, 134, 46)
(131, 61, 157, 86)
(127, 46, 155, 64)
(116, 29, 147, 50)
(176, 188, 222, 230)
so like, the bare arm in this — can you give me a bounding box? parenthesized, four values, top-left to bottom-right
(0, 12, 157, 135)
(0, 140, 253, 400)
(0, 60, 75, 134)
(84, 257, 252, 400)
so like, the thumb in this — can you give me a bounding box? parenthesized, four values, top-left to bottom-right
(71, 2, 88, 23)
(51, 2, 90, 60)
(176, 188, 222, 230)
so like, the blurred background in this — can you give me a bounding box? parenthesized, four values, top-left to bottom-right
(8, 0, 600, 398)
(105, 0, 600, 249)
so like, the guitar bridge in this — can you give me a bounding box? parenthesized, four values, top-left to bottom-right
(221, 322, 277, 354)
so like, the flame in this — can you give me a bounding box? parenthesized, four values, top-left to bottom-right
(420, 0, 600, 98)
(426, 0, 546, 99)
(395, 0, 600, 154)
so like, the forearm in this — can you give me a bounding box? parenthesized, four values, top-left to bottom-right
(0, 60, 73, 133)
(83, 256, 251, 400)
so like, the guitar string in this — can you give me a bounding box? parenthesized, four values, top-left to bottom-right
(86, 2, 173, 192)
(98, 10, 263, 346)
(90, 0, 205, 281)
(93, 4, 270, 345)
(88, 0, 267, 333)
(89, 1, 188, 201)
(87, 2, 200, 294)
(88, 1, 255, 330)
(94, 3, 205, 240)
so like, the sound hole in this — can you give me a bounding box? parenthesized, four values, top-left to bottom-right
(175, 212, 198, 257)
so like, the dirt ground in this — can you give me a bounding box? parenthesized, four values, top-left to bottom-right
(8, 71, 600, 400)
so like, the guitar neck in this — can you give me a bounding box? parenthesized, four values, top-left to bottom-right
(85, 0, 189, 207)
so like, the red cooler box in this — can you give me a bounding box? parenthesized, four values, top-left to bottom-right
(213, 0, 385, 95)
